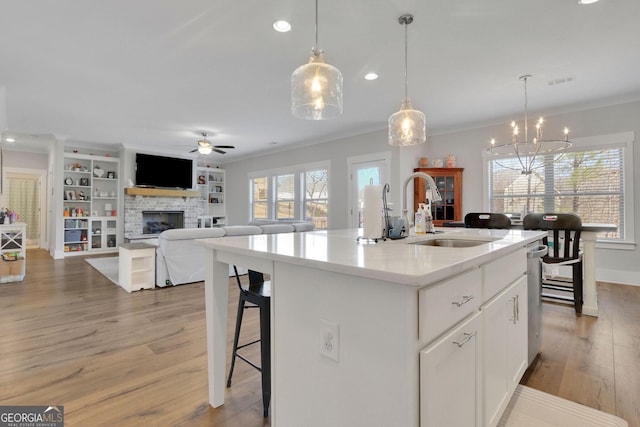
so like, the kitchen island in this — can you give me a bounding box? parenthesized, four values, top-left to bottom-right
(199, 227, 546, 426)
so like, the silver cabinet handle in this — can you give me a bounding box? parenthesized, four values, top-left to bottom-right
(453, 331, 477, 348)
(510, 297, 517, 324)
(515, 294, 520, 322)
(451, 295, 474, 307)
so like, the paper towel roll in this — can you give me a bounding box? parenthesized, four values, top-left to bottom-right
(363, 184, 383, 239)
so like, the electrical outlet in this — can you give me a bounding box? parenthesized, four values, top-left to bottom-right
(319, 319, 339, 361)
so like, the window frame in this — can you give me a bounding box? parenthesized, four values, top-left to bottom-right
(483, 131, 635, 249)
(249, 161, 331, 228)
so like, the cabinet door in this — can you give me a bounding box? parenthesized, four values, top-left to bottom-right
(420, 311, 481, 427)
(413, 168, 463, 226)
(482, 275, 528, 427)
(507, 276, 528, 390)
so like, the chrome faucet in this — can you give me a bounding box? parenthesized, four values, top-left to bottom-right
(402, 172, 442, 234)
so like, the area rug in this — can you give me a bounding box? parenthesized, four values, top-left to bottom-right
(499, 385, 628, 427)
(85, 256, 119, 286)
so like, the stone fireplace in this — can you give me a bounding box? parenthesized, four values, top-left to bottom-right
(124, 194, 202, 239)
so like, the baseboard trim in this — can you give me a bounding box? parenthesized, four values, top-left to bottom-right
(597, 268, 640, 287)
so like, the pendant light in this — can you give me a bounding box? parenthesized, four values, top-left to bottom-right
(388, 14, 426, 146)
(291, 0, 343, 120)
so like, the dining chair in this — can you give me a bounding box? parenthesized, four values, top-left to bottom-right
(227, 266, 271, 417)
(523, 213, 583, 315)
(464, 212, 512, 229)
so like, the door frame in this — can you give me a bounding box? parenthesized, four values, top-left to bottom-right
(3, 167, 48, 248)
(346, 151, 391, 229)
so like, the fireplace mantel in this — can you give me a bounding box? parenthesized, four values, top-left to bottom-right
(124, 188, 200, 198)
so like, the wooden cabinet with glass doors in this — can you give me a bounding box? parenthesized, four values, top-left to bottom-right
(413, 167, 464, 226)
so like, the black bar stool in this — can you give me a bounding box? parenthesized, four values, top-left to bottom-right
(464, 212, 512, 229)
(227, 266, 271, 417)
(523, 213, 583, 315)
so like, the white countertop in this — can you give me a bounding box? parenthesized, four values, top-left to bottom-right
(198, 227, 547, 287)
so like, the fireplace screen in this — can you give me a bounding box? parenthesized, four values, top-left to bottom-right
(142, 211, 184, 234)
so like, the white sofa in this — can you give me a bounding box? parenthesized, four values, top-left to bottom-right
(155, 222, 314, 287)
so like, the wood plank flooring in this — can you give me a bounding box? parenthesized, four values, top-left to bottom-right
(0, 249, 638, 426)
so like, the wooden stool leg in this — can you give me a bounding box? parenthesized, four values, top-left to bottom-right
(573, 262, 584, 316)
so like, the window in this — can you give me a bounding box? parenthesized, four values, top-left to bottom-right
(487, 132, 634, 242)
(304, 169, 328, 229)
(250, 162, 329, 229)
(251, 177, 269, 219)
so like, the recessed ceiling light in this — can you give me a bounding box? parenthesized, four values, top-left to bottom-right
(364, 73, 379, 81)
(578, 0, 599, 4)
(5, 137, 15, 142)
(273, 20, 291, 32)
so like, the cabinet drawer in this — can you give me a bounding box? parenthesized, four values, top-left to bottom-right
(482, 248, 526, 301)
(419, 268, 481, 344)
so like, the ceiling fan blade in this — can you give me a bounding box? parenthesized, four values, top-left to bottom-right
(213, 148, 226, 154)
(189, 148, 198, 153)
(213, 145, 235, 149)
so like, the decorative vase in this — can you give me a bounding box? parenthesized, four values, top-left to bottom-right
(446, 154, 456, 168)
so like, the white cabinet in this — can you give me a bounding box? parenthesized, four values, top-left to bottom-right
(118, 243, 156, 292)
(421, 311, 482, 427)
(89, 217, 118, 252)
(482, 275, 528, 427)
(0, 223, 26, 283)
(196, 167, 226, 226)
(62, 153, 120, 255)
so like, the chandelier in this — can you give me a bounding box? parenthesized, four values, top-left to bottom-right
(486, 75, 571, 174)
(388, 14, 426, 146)
(291, 0, 343, 120)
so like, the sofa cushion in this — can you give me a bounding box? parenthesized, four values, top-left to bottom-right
(260, 224, 295, 234)
(222, 225, 263, 236)
(292, 222, 314, 232)
(160, 227, 226, 240)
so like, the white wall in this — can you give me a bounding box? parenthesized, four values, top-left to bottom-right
(223, 100, 640, 286)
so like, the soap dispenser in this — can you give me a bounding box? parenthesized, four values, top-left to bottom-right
(415, 203, 426, 234)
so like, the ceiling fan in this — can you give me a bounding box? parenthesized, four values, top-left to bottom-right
(190, 132, 235, 155)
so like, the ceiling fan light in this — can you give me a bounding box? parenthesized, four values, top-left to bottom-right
(291, 51, 343, 120)
(198, 145, 212, 155)
(388, 98, 426, 146)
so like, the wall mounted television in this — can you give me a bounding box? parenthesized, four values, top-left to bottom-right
(135, 153, 193, 189)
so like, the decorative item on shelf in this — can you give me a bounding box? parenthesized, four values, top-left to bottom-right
(446, 154, 456, 168)
(291, 0, 343, 120)
(198, 175, 206, 184)
(94, 188, 99, 197)
(93, 165, 104, 178)
(107, 171, 116, 179)
(215, 185, 223, 193)
(388, 14, 426, 146)
(79, 177, 89, 186)
(64, 190, 76, 200)
(486, 75, 572, 175)
(420, 157, 428, 167)
(433, 159, 443, 168)
(64, 177, 73, 185)
(77, 191, 87, 201)
(104, 203, 112, 216)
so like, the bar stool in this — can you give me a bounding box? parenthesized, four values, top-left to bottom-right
(464, 212, 511, 229)
(523, 213, 583, 315)
(227, 266, 271, 417)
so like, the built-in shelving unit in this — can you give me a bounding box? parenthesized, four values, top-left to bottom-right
(0, 223, 27, 283)
(196, 166, 226, 227)
(62, 153, 120, 255)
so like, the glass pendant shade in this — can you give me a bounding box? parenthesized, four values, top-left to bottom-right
(291, 51, 343, 120)
(198, 145, 212, 155)
(388, 98, 426, 146)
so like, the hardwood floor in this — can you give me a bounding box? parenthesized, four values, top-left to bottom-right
(0, 249, 638, 426)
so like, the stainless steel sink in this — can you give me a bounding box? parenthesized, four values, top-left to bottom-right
(411, 238, 495, 248)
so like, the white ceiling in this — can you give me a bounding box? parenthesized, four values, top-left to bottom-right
(1, 0, 639, 162)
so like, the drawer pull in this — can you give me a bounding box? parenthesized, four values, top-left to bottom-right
(453, 331, 477, 348)
(451, 295, 474, 307)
